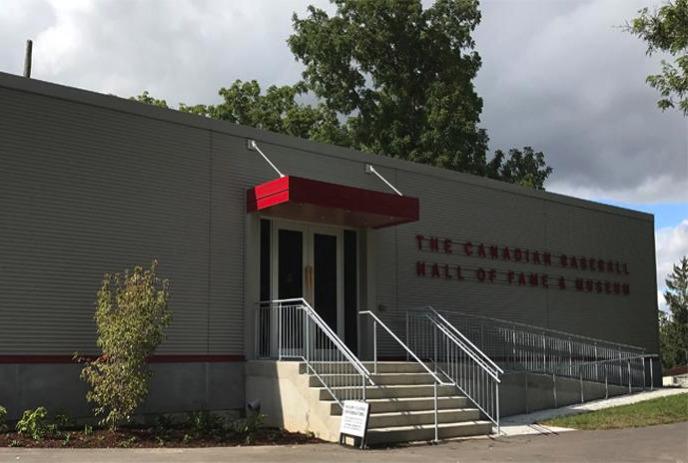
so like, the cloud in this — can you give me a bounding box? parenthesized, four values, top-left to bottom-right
(656, 219, 688, 310)
(475, 0, 688, 204)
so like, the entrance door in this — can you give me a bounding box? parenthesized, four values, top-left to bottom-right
(272, 222, 344, 338)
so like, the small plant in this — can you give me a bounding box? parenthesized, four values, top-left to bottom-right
(16, 407, 51, 440)
(54, 411, 76, 430)
(186, 410, 225, 438)
(182, 433, 192, 444)
(119, 436, 138, 448)
(62, 432, 72, 447)
(0, 405, 7, 432)
(83, 424, 94, 436)
(232, 413, 265, 444)
(8, 439, 21, 447)
(80, 261, 171, 429)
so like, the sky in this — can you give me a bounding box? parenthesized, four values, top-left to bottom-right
(1, 0, 686, 309)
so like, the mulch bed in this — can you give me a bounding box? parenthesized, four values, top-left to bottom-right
(0, 427, 321, 448)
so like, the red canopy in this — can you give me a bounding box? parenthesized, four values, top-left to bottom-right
(246, 176, 419, 229)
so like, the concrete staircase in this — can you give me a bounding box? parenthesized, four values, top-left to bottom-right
(303, 361, 493, 445)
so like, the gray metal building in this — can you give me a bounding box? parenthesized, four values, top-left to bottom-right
(0, 72, 659, 423)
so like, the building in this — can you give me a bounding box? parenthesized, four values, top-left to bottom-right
(0, 72, 660, 444)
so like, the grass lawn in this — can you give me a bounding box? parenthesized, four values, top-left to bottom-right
(541, 393, 688, 430)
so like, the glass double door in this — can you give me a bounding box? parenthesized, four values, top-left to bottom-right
(272, 222, 344, 337)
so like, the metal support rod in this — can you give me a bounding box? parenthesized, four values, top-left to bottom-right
(373, 320, 378, 375)
(433, 382, 439, 443)
(650, 358, 654, 390)
(552, 373, 557, 408)
(627, 360, 632, 394)
(247, 140, 285, 178)
(642, 357, 646, 390)
(580, 371, 584, 403)
(496, 383, 500, 435)
(605, 368, 609, 399)
(364, 164, 403, 196)
(24, 39, 33, 78)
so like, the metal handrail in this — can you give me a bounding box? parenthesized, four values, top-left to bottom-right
(440, 309, 645, 353)
(424, 307, 504, 375)
(406, 308, 502, 433)
(359, 311, 450, 385)
(258, 298, 371, 379)
(256, 298, 374, 406)
(359, 310, 449, 442)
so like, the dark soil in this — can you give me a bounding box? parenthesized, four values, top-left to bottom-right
(0, 427, 321, 448)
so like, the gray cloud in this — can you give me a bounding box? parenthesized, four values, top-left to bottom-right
(1, 0, 686, 203)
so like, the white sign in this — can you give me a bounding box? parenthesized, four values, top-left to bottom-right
(339, 400, 370, 438)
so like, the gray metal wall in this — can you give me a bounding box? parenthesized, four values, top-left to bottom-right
(0, 72, 659, 417)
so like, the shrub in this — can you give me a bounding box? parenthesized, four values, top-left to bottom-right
(16, 407, 52, 440)
(0, 405, 7, 432)
(186, 410, 224, 438)
(232, 413, 265, 444)
(80, 261, 171, 429)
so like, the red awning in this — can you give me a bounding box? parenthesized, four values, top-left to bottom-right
(246, 176, 419, 229)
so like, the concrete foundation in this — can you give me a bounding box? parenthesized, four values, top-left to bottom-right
(0, 362, 245, 421)
(499, 371, 636, 417)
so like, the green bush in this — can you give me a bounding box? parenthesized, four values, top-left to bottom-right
(186, 410, 224, 438)
(16, 407, 52, 440)
(0, 405, 7, 432)
(80, 261, 171, 429)
(232, 413, 265, 444)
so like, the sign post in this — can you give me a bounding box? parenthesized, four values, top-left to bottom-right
(338, 400, 370, 449)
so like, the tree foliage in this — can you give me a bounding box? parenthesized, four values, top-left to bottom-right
(659, 256, 688, 369)
(132, 0, 553, 189)
(628, 0, 688, 115)
(80, 261, 171, 429)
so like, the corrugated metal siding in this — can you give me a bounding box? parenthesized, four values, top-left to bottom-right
(0, 87, 217, 354)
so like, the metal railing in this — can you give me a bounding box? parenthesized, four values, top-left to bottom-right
(359, 310, 452, 442)
(433, 309, 652, 387)
(405, 308, 503, 432)
(256, 298, 374, 405)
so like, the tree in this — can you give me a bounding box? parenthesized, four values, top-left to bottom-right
(131, 91, 169, 109)
(660, 256, 688, 369)
(288, 0, 488, 175)
(132, 0, 553, 189)
(486, 147, 552, 190)
(80, 261, 171, 429)
(627, 0, 688, 116)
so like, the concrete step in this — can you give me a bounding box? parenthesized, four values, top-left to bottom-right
(367, 408, 481, 428)
(318, 384, 458, 401)
(308, 372, 435, 387)
(366, 420, 493, 445)
(328, 395, 470, 414)
(301, 361, 428, 375)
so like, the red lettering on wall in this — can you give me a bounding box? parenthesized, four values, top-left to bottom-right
(589, 258, 596, 271)
(623, 263, 629, 275)
(541, 274, 549, 288)
(478, 244, 486, 258)
(518, 273, 527, 286)
(490, 246, 499, 259)
(595, 281, 603, 293)
(543, 253, 552, 265)
(514, 248, 523, 262)
(622, 283, 630, 295)
(431, 263, 440, 278)
(507, 271, 515, 284)
(443, 264, 452, 280)
(576, 279, 584, 291)
(488, 269, 497, 283)
(476, 268, 486, 282)
(443, 239, 453, 254)
(464, 241, 473, 256)
(558, 276, 566, 290)
(429, 237, 439, 252)
(604, 281, 611, 294)
(560, 254, 568, 267)
(586, 279, 594, 292)
(533, 251, 541, 264)
(416, 234, 425, 251)
(529, 273, 539, 287)
(570, 256, 578, 269)
(416, 261, 426, 276)
(503, 247, 512, 261)
(456, 266, 465, 280)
